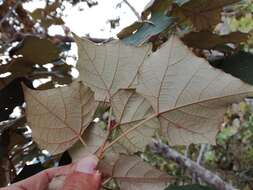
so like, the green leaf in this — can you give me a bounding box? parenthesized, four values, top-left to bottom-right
(121, 13, 174, 46)
(210, 51, 253, 85)
(165, 184, 215, 190)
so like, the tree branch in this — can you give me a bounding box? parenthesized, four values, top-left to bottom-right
(0, 0, 21, 26)
(193, 144, 207, 183)
(122, 0, 141, 20)
(149, 141, 238, 190)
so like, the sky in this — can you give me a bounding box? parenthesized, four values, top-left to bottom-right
(23, 0, 151, 38)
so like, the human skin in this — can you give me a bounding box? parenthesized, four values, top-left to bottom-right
(0, 156, 101, 190)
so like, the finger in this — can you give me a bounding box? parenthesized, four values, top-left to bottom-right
(62, 172, 101, 190)
(48, 155, 100, 190)
(10, 164, 76, 190)
(62, 156, 100, 190)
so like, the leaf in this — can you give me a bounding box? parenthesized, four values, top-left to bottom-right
(165, 184, 215, 190)
(120, 13, 174, 46)
(111, 89, 160, 152)
(172, 0, 240, 31)
(75, 35, 151, 102)
(117, 22, 144, 39)
(210, 51, 253, 85)
(182, 31, 249, 50)
(100, 154, 171, 190)
(136, 36, 253, 145)
(0, 36, 60, 88)
(13, 36, 60, 65)
(142, 0, 172, 20)
(174, 0, 190, 6)
(23, 81, 98, 155)
(68, 123, 106, 162)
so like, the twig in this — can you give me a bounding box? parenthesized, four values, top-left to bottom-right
(0, 0, 21, 26)
(122, 0, 141, 20)
(96, 107, 115, 159)
(193, 144, 207, 183)
(149, 141, 238, 190)
(104, 113, 157, 151)
(197, 144, 207, 164)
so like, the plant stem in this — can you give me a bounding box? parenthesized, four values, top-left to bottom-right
(149, 141, 238, 190)
(104, 113, 157, 151)
(96, 107, 115, 159)
(193, 144, 207, 183)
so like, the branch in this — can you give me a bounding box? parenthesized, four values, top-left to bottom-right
(122, 0, 141, 20)
(0, 116, 25, 134)
(149, 141, 238, 190)
(0, 0, 21, 26)
(193, 144, 207, 183)
(104, 113, 157, 151)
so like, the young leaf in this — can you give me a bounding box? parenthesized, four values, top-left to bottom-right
(75, 35, 151, 101)
(100, 154, 171, 190)
(68, 123, 106, 162)
(111, 89, 160, 152)
(23, 81, 98, 155)
(172, 0, 240, 31)
(136, 36, 253, 145)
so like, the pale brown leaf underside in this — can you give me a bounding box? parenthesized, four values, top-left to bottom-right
(69, 123, 106, 162)
(23, 81, 97, 155)
(136, 36, 253, 145)
(75, 35, 151, 102)
(111, 90, 160, 152)
(105, 155, 171, 190)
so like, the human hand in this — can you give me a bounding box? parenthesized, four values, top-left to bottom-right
(0, 155, 101, 190)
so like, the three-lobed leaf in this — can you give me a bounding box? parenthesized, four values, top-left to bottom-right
(111, 89, 160, 152)
(23, 81, 98, 155)
(75, 35, 151, 101)
(136, 35, 253, 145)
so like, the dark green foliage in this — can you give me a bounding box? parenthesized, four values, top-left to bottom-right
(210, 51, 253, 85)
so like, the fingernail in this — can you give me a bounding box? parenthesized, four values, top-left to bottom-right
(75, 155, 99, 174)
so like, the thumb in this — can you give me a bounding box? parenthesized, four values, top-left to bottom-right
(62, 156, 101, 190)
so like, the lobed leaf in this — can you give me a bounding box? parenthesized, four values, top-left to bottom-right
(75, 35, 151, 102)
(99, 154, 171, 190)
(136, 36, 253, 145)
(23, 81, 98, 155)
(111, 89, 160, 152)
(69, 123, 107, 162)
